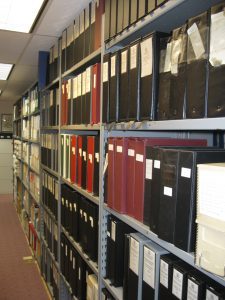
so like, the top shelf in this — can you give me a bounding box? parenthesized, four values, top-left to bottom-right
(105, 117, 225, 131)
(106, 0, 221, 50)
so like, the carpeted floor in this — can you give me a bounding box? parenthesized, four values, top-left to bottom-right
(0, 194, 50, 300)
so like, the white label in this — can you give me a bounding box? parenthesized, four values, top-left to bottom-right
(83, 151, 86, 161)
(210, 11, 225, 66)
(89, 154, 93, 164)
(141, 37, 153, 77)
(107, 231, 110, 237)
(111, 55, 116, 77)
(79, 148, 82, 156)
(72, 147, 76, 155)
(89, 216, 94, 228)
(121, 50, 127, 74)
(108, 144, 114, 151)
(154, 160, 160, 169)
(86, 67, 91, 93)
(172, 269, 183, 300)
(164, 42, 172, 72)
(160, 260, 169, 288)
(143, 247, 155, 289)
(129, 237, 139, 275)
(70, 250, 73, 261)
(77, 75, 82, 97)
(128, 149, 135, 157)
(73, 257, 76, 269)
(74, 203, 77, 212)
(83, 212, 87, 222)
(187, 279, 199, 300)
(164, 186, 173, 197)
(67, 80, 71, 99)
(82, 72, 86, 96)
(136, 154, 144, 162)
(95, 152, 99, 162)
(73, 77, 78, 99)
(93, 73, 96, 89)
(111, 221, 116, 241)
(103, 62, 108, 82)
(198, 168, 225, 221)
(206, 289, 219, 300)
(146, 159, 153, 180)
(65, 245, 68, 256)
(181, 167, 191, 178)
(103, 153, 108, 175)
(116, 145, 123, 153)
(130, 45, 137, 70)
(187, 22, 205, 59)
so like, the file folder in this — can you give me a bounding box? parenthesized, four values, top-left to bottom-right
(79, 10, 85, 62)
(74, 17, 79, 65)
(66, 24, 74, 70)
(72, 192, 80, 243)
(95, 0, 104, 51)
(87, 201, 98, 261)
(123, 0, 130, 30)
(72, 76, 78, 125)
(90, 2, 96, 53)
(138, 0, 146, 20)
(85, 67, 92, 124)
(81, 70, 87, 124)
(148, 0, 156, 13)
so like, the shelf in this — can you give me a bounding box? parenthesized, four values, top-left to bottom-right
(105, 117, 225, 131)
(43, 204, 57, 223)
(29, 139, 40, 144)
(41, 77, 60, 92)
(41, 126, 59, 131)
(13, 117, 22, 122)
(62, 48, 101, 78)
(61, 178, 99, 206)
(29, 109, 40, 117)
(106, 0, 221, 50)
(61, 226, 98, 276)
(41, 165, 59, 178)
(104, 204, 225, 287)
(21, 137, 29, 142)
(61, 124, 100, 131)
(103, 278, 123, 300)
(13, 136, 21, 140)
(29, 165, 40, 176)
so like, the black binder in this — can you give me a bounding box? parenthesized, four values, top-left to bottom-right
(84, 6, 90, 58)
(87, 201, 98, 262)
(67, 80, 72, 125)
(117, 0, 123, 34)
(123, 234, 130, 300)
(119, 47, 129, 121)
(207, 2, 225, 118)
(66, 24, 74, 70)
(72, 192, 80, 243)
(128, 39, 140, 120)
(130, 0, 138, 25)
(169, 24, 187, 119)
(79, 10, 85, 62)
(71, 247, 78, 297)
(104, 0, 111, 42)
(187, 272, 206, 300)
(60, 234, 65, 276)
(74, 18, 79, 65)
(171, 261, 192, 300)
(123, 0, 130, 30)
(77, 255, 87, 300)
(109, 52, 119, 122)
(81, 135, 87, 189)
(102, 53, 110, 123)
(53, 42, 59, 80)
(110, 0, 118, 38)
(186, 12, 209, 118)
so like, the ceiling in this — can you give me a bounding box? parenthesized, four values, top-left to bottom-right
(0, 0, 90, 104)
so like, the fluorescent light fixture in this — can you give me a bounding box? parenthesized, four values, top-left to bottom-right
(0, 63, 13, 80)
(0, 0, 45, 33)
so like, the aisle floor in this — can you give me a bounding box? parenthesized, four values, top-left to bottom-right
(0, 194, 50, 300)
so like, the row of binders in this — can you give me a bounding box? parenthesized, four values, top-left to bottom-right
(49, 0, 104, 82)
(42, 170, 59, 220)
(104, 0, 168, 42)
(41, 87, 60, 127)
(61, 232, 97, 299)
(61, 62, 101, 126)
(61, 184, 98, 262)
(41, 244, 59, 300)
(106, 215, 225, 299)
(103, 2, 225, 123)
(106, 136, 225, 252)
(41, 133, 58, 173)
(61, 134, 99, 195)
(43, 209, 58, 261)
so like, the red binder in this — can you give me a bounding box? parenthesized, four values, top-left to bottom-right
(114, 137, 128, 213)
(70, 135, 77, 184)
(87, 136, 95, 193)
(91, 63, 101, 124)
(107, 137, 115, 209)
(126, 138, 137, 218)
(95, 0, 105, 51)
(77, 136, 83, 187)
(133, 138, 208, 222)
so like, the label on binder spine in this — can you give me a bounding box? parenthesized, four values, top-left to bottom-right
(187, 279, 199, 300)
(154, 160, 160, 169)
(128, 149, 135, 156)
(103, 62, 108, 82)
(143, 246, 155, 288)
(129, 237, 139, 275)
(136, 154, 143, 162)
(181, 167, 191, 178)
(160, 260, 169, 288)
(146, 159, 153, 179)
(141, 37, 153, 77)
(172, 269, 183, 300)
(117, 146, 122, 153)
(130, 45, 137, 70)
(164, 186, 173, 197)
(111, 221, 116, 241)
(206, 289, 219, 300)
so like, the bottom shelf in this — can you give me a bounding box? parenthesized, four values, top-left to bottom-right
(102, 278, 123, 300)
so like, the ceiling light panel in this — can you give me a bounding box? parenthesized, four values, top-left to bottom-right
(0, 0, 45, 33)
(0, 63, 13, 80)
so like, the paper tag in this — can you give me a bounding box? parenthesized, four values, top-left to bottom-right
(111, 221, 116, 241)
(103, 62, 108, 82)
(89, 154, 93, 163)
(83, 212, 87, 222)
(108, 144, 114, 151)
(72, 147, 76, 155)
(69, 203, 72, 211)
(89, 216, 94, 228)
(79, 148, 82, 156)
(129, 237, 139, 275)
(143, 247, 155, 288)
(187, 22, 205, 59)
(65, 244, 68, 256)
(111, 55, 116, 77)
(117, 145, 123, 153)
(172, 269, 183, 300)
(74, 203, 77, 212)
(146, 159, 153, 180)
(164, 42, 172, 72)
(130, 44, 137, 70)
(78, 268, 81, 280)
(171, 39, 181, 74)
(103, 153, 108, 175)
(136, 154, 144, 162)
(187, 279, 199, 300)
(70, 249, 73, 261)
(141, 37, 153, 77)
(83, 151, 86, 161)
(154, 160, 160, 169)
(128, 149, 135, 157)
(164, 186, 173, 197)
(181, 167, 191, 178)
(206, 289, 219, 300)
(95, 152, 99, 162)
(121, 50, 127, 74)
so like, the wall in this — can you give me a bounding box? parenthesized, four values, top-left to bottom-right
(0, 100, 14, 114)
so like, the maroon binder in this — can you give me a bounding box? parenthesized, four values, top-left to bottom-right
(114, 137, 128, 213)
(77, 136, 83, 187)
(107, 137, 115, 209)
(126, 138, 137, 218)
(87, 136, 95, 193)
